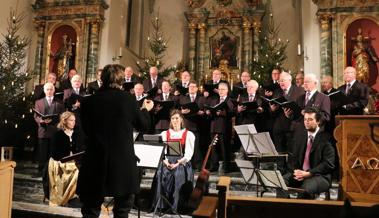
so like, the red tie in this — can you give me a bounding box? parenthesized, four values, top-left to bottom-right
(302, 135, 314, 171)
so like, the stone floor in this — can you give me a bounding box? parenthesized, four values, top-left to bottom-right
(12, 160, 339, 218)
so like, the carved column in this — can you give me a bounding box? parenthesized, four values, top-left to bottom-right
(86, 20, 100, 81)
(242, 19, 252, 71)
(198, 23, 207, 81)
(188, 22, 197, 79)
(33, 21, 46, 83)
(252, 21, 261, 65)
(318, 13, 333, 77)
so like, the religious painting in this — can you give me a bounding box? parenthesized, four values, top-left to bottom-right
(48, 25, 77, 81)
(210, 29, 238, 68)
(346, 18, 379, 91)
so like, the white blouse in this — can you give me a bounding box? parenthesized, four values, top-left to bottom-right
(161, 129, 195, 164)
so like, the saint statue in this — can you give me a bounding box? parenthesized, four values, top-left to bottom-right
(351, 28, 379, 84)
(51, 34, 73, 80)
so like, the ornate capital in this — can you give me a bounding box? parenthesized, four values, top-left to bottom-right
(242, 19, 251, 31)
(252, 20, 261, 31)
(198, 23, 207, 31)
(33, 20, 46, 32)
(188, 22, 197, 30)
(317, 13, 334, 30)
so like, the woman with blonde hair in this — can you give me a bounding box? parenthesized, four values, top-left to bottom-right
(48, 111, 82, 206)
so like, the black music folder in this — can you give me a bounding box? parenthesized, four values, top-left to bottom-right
(180, 101, 199, 114)
(327, 90, 351, 107)
(175, 84, 189, 95)
(261, 96, 287, 105)
(123, 82, 135, 92)
(277, 101, 301, 115)
(203, 83, 219, 95)
(154, 100, 176, 111)
(204, 101, 227, 114)
(60, 151, 85, 163)
(239, 101, 259, 111)
(146, 86, 158, 97)
(54, 92, 64, 100)
(233, 85, 247, 96)
(33, 108, 59, 120)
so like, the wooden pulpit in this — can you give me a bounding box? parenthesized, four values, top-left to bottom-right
(334, 115, 379, 202)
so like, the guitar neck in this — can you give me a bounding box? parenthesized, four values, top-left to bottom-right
(201, 134, 218, 170)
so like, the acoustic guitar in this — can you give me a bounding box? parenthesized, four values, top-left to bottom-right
(189, 134, 219, 209)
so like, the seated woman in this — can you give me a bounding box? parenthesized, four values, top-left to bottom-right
(153, 109, 195, 212)
(48, 111, 82, 206)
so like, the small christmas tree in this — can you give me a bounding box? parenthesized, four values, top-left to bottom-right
(136, 15, 175, 79)
(0, 9, 33, 145)
(250, 7, 289, 84)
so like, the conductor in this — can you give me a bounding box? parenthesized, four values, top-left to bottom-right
(77, 64, 154, 218)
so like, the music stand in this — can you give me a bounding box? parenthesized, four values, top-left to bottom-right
(151, 141, 183, 218)
(143, 134, 162, 143)
(235, 159, 288, 197)
(234, 124, 258, 155)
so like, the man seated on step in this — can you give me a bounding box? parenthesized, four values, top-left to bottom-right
(277, 107, 335, 199)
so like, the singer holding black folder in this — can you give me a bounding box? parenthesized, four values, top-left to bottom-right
(77, 64, 154, 218)
(48, 111, 82, 206)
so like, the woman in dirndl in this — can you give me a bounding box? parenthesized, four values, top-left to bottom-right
(153, 109, 195, 212)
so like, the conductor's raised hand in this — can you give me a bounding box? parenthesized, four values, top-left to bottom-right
(142, 99, 154, 111)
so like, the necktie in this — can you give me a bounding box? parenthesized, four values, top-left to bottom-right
(75, 88, 79, 95)
(126, 78, 130, 82)
(152, 79, 156, 87)
(243, 83, 247, 88)
(47, 97, 52, 106)
(220, 97, 225, 102)
(249, 95, 254, 102)
(283, 89, 288, 97)
(183, 83, 187, 88)
(346, 83, 351, 95)
(191, 95, 195, 102)
(164, 94, 168, 101)
(305, 91, 311, 105)
(302, 135, 314, 171)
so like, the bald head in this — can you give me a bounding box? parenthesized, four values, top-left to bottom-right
(246, 80, 259, 94)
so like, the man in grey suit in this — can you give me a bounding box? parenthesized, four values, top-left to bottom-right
(34, 82, 65, 198)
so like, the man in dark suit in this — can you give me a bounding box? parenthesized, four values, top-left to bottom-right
(337, 66, 369, 115)
(153, 80, 179, 133)
(60, 68, 78, 90)
(34, 82, 65, 198)
(33, 72, 61, 101)
(133, 83, 145, 108)
(142, 66, 163, 97)
(203, 69, 229, 98)
(236, 80, 264, 127)
(270, 72, 304, 153)
(63, 75, 87, 112)
(278, 107, 335, 199)
(173, 70, 191, 96)
(321, 75, 337, 95)
(179, 81, 206, 169)
(294, 73, 331, 125)
(206, 82, 235, 173)
(78, 64, 153, 218)
(87, 69, 102, 95)
(124, 66, 141, 83)
(231, 71, 250, 99)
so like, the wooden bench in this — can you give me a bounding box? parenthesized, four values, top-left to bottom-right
(216, 176, 378, 218)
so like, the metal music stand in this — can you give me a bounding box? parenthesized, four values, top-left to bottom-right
(235, 159, 288, 197)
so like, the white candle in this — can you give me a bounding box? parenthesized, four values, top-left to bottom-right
(297, 44, 301, 55)
(119, 47, 122, 56)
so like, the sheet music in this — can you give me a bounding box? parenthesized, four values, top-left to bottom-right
(134, 143, 164, 168)
(251, 132, 278, 155)
(234, 124, 258, 154)
(133, 132, 139, 142)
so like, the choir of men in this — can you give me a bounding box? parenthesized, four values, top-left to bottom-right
(32, 66, 370, 194)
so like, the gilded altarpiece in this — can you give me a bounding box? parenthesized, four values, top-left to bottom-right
(314, 0, 379, 92)
(32, 0, 108, 85)
(184, 0, 264, 84)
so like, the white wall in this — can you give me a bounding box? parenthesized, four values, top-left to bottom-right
(302, 0, 321, 78)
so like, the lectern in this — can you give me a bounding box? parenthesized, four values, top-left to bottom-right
(334, 115, 379, 203)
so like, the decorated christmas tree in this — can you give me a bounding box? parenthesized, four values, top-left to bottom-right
(136, 15, 175, 79)
(0, 9, 33, 145)
(250, 7, 289, 84)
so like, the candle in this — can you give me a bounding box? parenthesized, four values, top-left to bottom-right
(119, 47, 122, 56)
(297, 44, 301, 55)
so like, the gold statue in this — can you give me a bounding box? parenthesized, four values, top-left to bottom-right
(52, 35, 73, 80)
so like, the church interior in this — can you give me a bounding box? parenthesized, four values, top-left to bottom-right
(1, 0, 379, 217)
